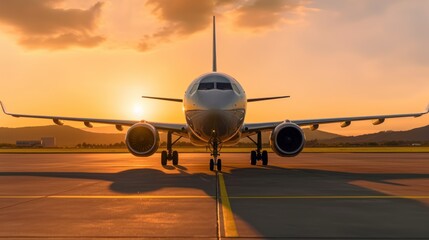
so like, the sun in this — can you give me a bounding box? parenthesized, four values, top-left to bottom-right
(132, 103, 145, 119)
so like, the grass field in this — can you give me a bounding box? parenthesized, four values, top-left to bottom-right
(0, 147, 428, 154)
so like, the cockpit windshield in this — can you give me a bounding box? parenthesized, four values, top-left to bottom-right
(198, 75, 233, 91)
(198, 82, 215, 90)
(216, 82, 232, 90)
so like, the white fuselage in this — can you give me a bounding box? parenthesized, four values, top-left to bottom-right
(183, 72, 247, 146)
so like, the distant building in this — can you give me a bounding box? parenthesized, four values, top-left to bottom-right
(41, 137, 56, 148)
(16, 140, 42, 148)
(16, 137, 56, 148)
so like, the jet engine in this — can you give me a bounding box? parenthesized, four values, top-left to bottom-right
(125, 123, 160, 157)
(270, 122, 305, 157)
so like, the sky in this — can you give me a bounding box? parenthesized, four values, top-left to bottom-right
(0, 0, 428, 136)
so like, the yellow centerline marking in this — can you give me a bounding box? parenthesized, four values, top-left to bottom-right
(0, 195, 214, 199)
(218, 173, 239, 237)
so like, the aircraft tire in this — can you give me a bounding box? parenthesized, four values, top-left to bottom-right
(217, 159, 222, 172)
(210, 159, 214, 171)
(172, 151, 179, 165)
(250, 151, 257, 165)
(262, 150, 268, 165)
(161, 151, 168, 165)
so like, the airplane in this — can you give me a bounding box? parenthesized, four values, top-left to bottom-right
(1, 16, 428, 171)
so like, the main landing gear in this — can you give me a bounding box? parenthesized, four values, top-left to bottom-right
(247, 131, 268, 166)
(161, 131, 182, 166)
(209, 138, 222, 171)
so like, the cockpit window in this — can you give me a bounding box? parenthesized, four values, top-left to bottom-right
(232, 84, 241, 94)
(197, 75, 236, 91)
(198, 82, 215, 90)
(189, 82, 199, 94)
(216, 82, 232, 90)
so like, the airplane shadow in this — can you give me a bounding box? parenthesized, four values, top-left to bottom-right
(0, 167, 215, 195)
(223, 165, 429, 238)
(3, 165, 428, 194)
(1, 163, 429, 238)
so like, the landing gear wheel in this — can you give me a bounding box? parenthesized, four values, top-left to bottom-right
(209, 159, 214, 171)
(164, 131, 182, 167)
(161, 151, 168, 166)
(262, 150, 268, 166)
(217, 159, 222, 172)
(250, 151, 257, 165)
(172, 151, 179, 165)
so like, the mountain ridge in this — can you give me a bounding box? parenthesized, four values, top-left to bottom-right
(323, 125, 429, 144)
(0, 124, 427, 147)
(0, 125, 125, 147)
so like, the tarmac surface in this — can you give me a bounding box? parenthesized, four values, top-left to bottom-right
(0, 152, 429, 239)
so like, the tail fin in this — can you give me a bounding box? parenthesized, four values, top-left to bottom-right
(212, 16, 217, 72)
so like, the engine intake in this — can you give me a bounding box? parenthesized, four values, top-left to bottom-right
(270, 122, 305, 157)
(125, 123, 159, 157)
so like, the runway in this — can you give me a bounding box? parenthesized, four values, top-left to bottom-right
(1, 153, 429, 239)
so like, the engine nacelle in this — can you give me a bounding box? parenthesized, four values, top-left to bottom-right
(125, 123, 159, 157)
(270, 122, 305, 157)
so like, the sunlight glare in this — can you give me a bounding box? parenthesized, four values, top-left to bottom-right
(132, 103, 145, 119)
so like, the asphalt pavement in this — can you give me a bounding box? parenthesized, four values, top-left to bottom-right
(1, 152, 429, 239)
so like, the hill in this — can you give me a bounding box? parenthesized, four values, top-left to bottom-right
(302, 128, 343, 141)
(0, 125, 343, 147)
(0, 125, 125, 147)
(246, 128, 343, 144)
(323, 125, 429, 144)
(1, 124, 426, 147)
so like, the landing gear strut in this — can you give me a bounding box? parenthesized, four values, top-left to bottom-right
(248, 131, 268, 166)
(161, 131, 182, 166)
(209, 138, 222, 171)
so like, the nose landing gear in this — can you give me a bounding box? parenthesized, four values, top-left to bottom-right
(161, 131, 181, 166)
(248, 131, 268, 166)
(209, 138, 222, 171)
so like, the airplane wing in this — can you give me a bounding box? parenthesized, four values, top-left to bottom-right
(142, 96, 183, 102)
(243, 105, 429, 136)
(247, 96, 290, 102)
(0, 101, 187, 134)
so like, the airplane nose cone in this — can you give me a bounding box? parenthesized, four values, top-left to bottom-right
(194, 91, 238, 110)
(184, 87, 246, 142)
(186, 109, 244, 142)
(201, 110, 229, 136)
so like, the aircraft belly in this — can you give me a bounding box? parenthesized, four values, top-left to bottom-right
(186, 109, 244, 143)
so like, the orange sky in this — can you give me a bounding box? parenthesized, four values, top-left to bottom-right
(0, 0, 428, 136)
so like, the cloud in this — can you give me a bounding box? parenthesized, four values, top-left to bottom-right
(0, 0, 105, 50)
(19, 33, 105, 50)
(138, 0, 213, 51)
(139, 0, 310, 51)
(306, 0, 429, 65)
(234, 0, 307, 29)
(312, 0, 401, 22)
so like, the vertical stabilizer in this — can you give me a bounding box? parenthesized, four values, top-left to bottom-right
(212, 16, 217, 72)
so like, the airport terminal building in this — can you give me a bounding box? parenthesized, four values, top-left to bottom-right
(16, 137, 56, 148)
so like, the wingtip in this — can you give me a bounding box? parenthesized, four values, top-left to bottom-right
(0, 100, 6, 114)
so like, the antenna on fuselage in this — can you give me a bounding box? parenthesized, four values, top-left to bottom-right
(212, 16, 217, 72)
